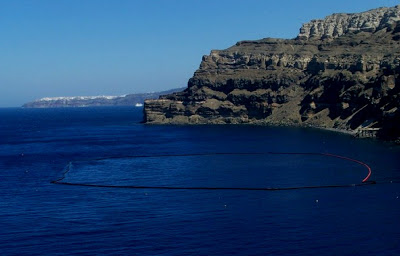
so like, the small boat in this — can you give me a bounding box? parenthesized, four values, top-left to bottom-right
(135, 103, 144, 107)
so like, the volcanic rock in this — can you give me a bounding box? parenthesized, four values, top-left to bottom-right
(144, 5, 400, 141)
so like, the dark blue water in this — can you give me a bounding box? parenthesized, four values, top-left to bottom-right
(1, 107, 399, 255)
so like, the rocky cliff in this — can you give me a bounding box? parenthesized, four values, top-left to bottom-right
(144, 5, 400, 141)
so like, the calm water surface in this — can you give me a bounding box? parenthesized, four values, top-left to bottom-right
(0, 107, 399, 255)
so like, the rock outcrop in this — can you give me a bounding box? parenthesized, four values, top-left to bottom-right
(298, 5, 400, 40)
(144, 5, 400, 141)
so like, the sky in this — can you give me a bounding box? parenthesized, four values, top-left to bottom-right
(1, 0, 399, 107)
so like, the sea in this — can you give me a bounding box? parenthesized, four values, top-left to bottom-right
(0, 106, 399, 255)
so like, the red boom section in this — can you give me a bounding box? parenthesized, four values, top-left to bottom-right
(322, 153, 372, 182)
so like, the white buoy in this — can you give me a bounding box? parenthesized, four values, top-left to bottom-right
(315, 199, 319, 203)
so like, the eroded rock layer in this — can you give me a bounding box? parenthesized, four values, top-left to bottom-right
(144, 5, 400, 141)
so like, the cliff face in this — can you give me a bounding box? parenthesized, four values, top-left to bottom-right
(144, 5, 400, 141)
(298, 5, 400, 40)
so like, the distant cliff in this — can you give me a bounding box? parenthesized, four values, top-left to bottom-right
(144, 5, 400, 141)
(23, 88, 185, 108)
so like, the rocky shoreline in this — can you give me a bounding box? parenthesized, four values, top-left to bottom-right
(144, 5, 400, 142)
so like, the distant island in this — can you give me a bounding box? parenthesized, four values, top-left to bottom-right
(144, 5, 400, 142)
(22, 88, 185, 108)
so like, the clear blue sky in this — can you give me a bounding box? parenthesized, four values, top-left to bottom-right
(1, 0, 399, 107)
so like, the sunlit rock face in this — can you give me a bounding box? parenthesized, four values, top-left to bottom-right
(144, 6, 400, 141)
